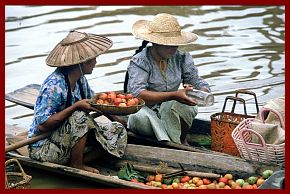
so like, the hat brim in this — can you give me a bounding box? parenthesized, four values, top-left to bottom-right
(132, 20, 198, 46)
(46, 33, 112, 67)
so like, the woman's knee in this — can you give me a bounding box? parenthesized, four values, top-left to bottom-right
(128, 113, 154, 136)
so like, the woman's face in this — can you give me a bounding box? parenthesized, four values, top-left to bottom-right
(81, 58, 96, 74)
(154, 44, 178, 60)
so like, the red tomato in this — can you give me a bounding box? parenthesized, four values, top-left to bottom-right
(117, 94, 126, 99)
(98, 93, 107, 100)
(146, 175, 155, 182)
(96, 99, 104, 104)
(196, 179, 204, 187)
(171, 182, 179, 189)
(126, 93, 134, 99)
(127, 99, 136, 106)
(161, 184, 167, 189)
(133, 98, 139, 104)
(256, 178, 265, 187)
(155, 174, 163, 182)
(107, 93, 116, 103)
(219, 177, 228, 184)
(180, 175, 191, 183)
(118, 103, 127, 107)
(130, 178, 139, 183)
(202, 178, 211, 185)
(198, 185, 207, 189)
(113, 98, 122, 105)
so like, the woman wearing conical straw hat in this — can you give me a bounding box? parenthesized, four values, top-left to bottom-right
(125, 13, 211, 145)
(28, 30, 127, 173)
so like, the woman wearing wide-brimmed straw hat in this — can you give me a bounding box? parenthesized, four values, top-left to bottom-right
(125, 13, 211, 145)
(28, 30, 127, 173)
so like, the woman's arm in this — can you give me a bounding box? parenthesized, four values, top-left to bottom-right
(139, 87, 197, 106)
(38, 99, 98, 133)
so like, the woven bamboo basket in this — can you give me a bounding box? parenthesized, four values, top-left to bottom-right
(5, 159, 32, 189)
(91, 92, 145, 115)
(210, 90, 259, 156)
(232, 108, 285, 165)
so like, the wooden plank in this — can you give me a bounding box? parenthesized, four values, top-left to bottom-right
(5, 84, 40, 109)
(120, 144, 282, 179)
(5, 124, 27, 137)
(127, 131, 227, 156)
(103, 160, 221, 179)
(6, 136, 29, 156)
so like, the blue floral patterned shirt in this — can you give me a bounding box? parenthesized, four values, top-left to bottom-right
(127, 47, 211, 97)
(28, 68, 94, 147)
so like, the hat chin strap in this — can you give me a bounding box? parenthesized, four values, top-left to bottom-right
(78, 64, 87, 98)
(79, 64, 84, 77)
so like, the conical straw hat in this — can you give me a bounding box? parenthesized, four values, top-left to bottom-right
(132, 13, 198, 46)
(46, 30, 112, 67)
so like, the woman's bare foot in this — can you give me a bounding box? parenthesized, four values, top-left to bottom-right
(71, 163, 100, 174)
(181, 139, 190, 146)
(82, 165, 100, 174)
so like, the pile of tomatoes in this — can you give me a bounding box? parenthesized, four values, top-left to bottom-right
(129, 170, 274, 189)
(95, 91, 140, 107)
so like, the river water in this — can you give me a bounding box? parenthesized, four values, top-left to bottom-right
(5, 5, 285, 188)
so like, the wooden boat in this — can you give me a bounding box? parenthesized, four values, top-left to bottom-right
(5, 124, 282, 189)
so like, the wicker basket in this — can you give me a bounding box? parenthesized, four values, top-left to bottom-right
(232, 108, 285, 165)
(5, 159, 32, 189)
(210, 90, 259, 156)
(91, 92, 145, 115)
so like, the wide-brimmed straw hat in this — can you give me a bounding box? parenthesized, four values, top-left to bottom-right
(46, 30, 112, 67)
(132, 13, 198, 46)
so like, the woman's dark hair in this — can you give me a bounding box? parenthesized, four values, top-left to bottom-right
(124, 40, 149, 93)
(134, 40, 149, 56)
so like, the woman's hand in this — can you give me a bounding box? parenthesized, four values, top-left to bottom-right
(38, 99, 102, 133)
(175, 86, 197, 106)
(73, 99, 100, 112)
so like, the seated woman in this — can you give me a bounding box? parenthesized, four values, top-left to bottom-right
(28, 30, 127, 173)
(125, 13, 211, 145)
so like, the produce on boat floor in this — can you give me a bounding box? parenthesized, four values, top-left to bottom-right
(117, 165, 280, 189)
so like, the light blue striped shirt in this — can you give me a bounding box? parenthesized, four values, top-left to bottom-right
(127, 47, 210, 98)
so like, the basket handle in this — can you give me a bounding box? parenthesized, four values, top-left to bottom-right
(239, 128, 269, 161)
(5, 158, 27, 177)
(221, 96, 248, 115)
(259, 107, 285, 129)
(234, 89, 259, 114)
(239, 128, 267, 148)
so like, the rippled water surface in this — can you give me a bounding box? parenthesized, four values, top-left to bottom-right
(5, 5, 285, 188)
